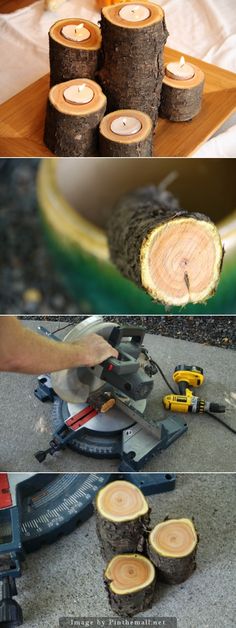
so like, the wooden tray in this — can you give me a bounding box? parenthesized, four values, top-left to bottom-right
(0, 47, 235, 157)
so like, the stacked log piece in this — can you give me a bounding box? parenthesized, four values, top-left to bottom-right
(98, 2, 168, 125)
(160, 65, 205, 121)
(44, 79, 107, 156)
(104, 554, 156, 616)
(49, 19, 102, 87)
(106, 185, 224, 307)
(99, 109, 153, 156)
(95, 480, 150, 561)
(147, 517, 199, 584)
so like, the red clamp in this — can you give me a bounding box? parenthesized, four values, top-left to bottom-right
(0, 473, 12, 509)
(65, 405, 98, 432)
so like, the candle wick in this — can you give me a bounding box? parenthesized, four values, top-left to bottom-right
(180, 56, 185, 68)
(78, 83, 86, 93)
(122, 118, 127, 126)
(75, 23, 84, 33)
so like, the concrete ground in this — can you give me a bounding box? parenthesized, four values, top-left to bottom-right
(14, 473, 236, 628)
(1, 319, 236, 472)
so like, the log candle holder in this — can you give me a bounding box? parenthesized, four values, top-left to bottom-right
(160, 57, 205, 122)
(99, 109, 153, 156)
(98, 1, 168, 125)
(147, 518, 199, 584)
(44, 79, 107, 156)
(104, 554, 156, 616)
(107, 184, 224, 307)
(49, 18, 102, 87)
(95, 480, 150, 561)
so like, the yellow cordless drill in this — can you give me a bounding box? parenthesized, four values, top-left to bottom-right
(163, 365, 226, 414)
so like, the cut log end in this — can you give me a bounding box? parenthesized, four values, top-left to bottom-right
(96, 480, 149, 522)
(141, 217, 223, 306)
(105, 554, 155, 595)
(149, 518, 198, 558)
(102, 2, 164, 29)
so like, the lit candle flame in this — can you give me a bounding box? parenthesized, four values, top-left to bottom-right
(78, 83, 86, 93)
(75, 23, 84, 33)
(180, 56, 185, 67)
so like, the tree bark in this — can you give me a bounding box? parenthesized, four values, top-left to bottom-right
(160, 65, 205, 121)
(44, 79, 107, 156)
(104, 554, 156, 616)
(99, 109, 153, 156)
(147, 517, 199, 584)
(107, 185, 224, 307)
(97, 2, 168, 125)
(95, 480, 150, 562)
(49, 19, 101, 87)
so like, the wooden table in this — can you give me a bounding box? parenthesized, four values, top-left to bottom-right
(0, 0, 33, 12)
(0, 47, 235, 157)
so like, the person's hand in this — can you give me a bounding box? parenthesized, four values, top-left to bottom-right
(73, 333, 119, 367)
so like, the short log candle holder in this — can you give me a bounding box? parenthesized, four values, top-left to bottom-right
(99, 109, 153, 156)
(49, 18, 102, 87)
(160, 56, 205, 121)
(107, 184, 224, 307)
(98, 1, 168, 125)
(104, 554, 156, 616)
(44, 79, 107, 156)
(147, 518, 199, 584)
(95, 480, 150, 562)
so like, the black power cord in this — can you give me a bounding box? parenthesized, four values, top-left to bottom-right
(143, 349, 236, 435)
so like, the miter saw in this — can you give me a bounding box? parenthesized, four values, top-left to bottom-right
(0, 472, 176, 626)
(34, 316, 187, 470)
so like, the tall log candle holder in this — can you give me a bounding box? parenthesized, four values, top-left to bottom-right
(49, 18, 102, 87)
(98, 1, 168, 125)
(107, 185, 224, 307)
(160, 57, 205, 121)
(95, 480, 150, 561)
(99, 109, 153, 156)
(147, 518, 199, 584)
(44, 79, 107, 156)
(104, 554, 156, 616)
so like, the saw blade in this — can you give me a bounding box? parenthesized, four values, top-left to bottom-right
(51, 316, 118, 403)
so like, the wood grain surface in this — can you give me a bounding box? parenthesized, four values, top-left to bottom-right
(0, 0, 33, 12)
(0, 48, 235, 157)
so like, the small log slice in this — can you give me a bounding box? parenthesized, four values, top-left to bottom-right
(107, 185, 224, 307)
(99, 109, 153, 156)
(104, 554, 156, 616)
(147, 518, 199, 584)
(95, 480, 150, 561)
(49, 19, 102, 87)
(44, 79, 107, 156)
(98, 2, 168, 125)
(160, 65, 205, 121)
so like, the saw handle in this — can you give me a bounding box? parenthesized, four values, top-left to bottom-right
(108, 325, 145, 349)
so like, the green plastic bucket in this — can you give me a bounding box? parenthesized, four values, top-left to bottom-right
(37, 158, 236, 314)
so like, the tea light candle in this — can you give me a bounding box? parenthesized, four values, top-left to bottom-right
(49, 19, 102, 87)
(110, 116, 142, 136)
(160, 60, 205, 122)
(63, 83, 94, 105)
(119, 3, 151, 23)
(61, 23, 91, 43)
(44, 79, 107, 157)
(166, 56, 195, 81)
(99, 109, 153, 157)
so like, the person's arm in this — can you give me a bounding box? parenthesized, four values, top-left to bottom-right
(0, 317, 118, 374)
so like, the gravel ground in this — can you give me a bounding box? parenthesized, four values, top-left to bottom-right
(19, 315, 236, 350)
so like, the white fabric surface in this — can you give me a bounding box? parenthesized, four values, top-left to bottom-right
(0, 0, 236, 156)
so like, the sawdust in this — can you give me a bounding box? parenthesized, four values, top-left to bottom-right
(35, 416, 50, 434)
